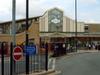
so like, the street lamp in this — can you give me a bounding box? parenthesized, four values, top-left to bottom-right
(12, 0, 16, 46)
(11, 0, 16, 75)
(75, 0, 77, 52)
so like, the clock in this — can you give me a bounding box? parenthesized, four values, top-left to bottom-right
(48, 8, 63, 31)
(51, 18, 60, 24)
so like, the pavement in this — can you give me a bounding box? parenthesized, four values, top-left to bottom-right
(67, 50, 99, 56)
(20, 69, 56, 75)
(19, 69, 59, 75)
(77, 50, 99, 53)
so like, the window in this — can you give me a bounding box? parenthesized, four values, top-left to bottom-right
(85, 26, 89, 32)
(0, 28, 2, 34)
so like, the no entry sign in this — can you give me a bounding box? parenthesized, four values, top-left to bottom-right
(13, 46, 23, 61)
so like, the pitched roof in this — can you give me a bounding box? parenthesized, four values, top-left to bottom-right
(0, 16, 41, 25)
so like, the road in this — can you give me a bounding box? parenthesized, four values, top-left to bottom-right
(56, 52, 100, 75)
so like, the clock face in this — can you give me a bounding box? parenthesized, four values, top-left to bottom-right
(49, 10, 62, 24)
(51, 18, 60, 24)
(48, 8, 63, 32)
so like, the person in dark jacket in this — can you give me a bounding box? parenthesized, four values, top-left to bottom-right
(98, 44, 100, 50)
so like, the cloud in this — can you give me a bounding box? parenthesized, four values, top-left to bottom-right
(16, 0, 73, 18)
(77, 9, 100, 23)
(79, 0, 97, 4)
(0, 0, 74, 21)
(0, 0, 100, 23)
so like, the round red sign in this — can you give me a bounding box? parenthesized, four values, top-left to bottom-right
(13, 46, 23, 61)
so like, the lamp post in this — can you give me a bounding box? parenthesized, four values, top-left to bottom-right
(26, 0, 29, 74)
(12, 0, 16, 46)
(11, 0, 16, 75)
(75, 0, 77, 52)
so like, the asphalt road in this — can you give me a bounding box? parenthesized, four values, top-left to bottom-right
(56, 52, 100, 75)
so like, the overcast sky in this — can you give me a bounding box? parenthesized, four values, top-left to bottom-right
(0, 0, 100, 23)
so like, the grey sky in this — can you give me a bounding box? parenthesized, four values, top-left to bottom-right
(0, 0, 100, 23)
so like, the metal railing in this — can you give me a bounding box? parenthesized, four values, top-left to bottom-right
(0, 42, 49, 75)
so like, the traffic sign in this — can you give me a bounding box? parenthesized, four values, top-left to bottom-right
(25, 45, 36, 56)
(13, 46, 23, 61)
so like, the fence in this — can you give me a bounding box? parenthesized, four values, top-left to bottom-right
(0, 42, 49, 75)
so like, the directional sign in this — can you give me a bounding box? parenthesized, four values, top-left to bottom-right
(25, 45, 36, 56)
(13, 46, 23, 61)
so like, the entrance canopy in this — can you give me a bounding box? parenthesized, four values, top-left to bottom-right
(48, 32, 67, 37)
(40, 32, 70, 38)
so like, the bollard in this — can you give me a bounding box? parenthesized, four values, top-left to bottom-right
(1, 42, 4, 75)
(10, 42, 13, 75)
(45, 43, 48, 71)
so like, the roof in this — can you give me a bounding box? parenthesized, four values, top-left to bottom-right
(0, 16, 41, 25)
(85, 23, 100, 25)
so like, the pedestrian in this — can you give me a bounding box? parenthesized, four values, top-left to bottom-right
(98, 44, 100, 51)
(88, 44, 91, 50)
(67, 44, 70, 53)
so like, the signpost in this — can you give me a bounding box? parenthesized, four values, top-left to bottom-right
(25, 45, 36, 56)
(13, 46, 23, 61)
